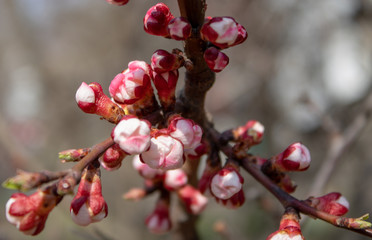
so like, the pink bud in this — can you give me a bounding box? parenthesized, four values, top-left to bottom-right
(6, 190, 60, 236)
(152, 70, 179, 98)
(168, 116, 203, 150)
(200, 17, 247, 49)
(109, 61, 153, 105)
(111, 116, 151, 155)
(266, 230, 305, 240)
(177, 185, 208, 215)
(164, 169, 188, 191)
(70, 167, 108, 226)
(203, 47, 229, 72)
(143, 3, 174, 37)
(99, 143, 127, 171)
(132, 154, 164, 179)
(273, 142, 311, 172)
(267, 209, 304, 240)
(76, 82, 123, 123)
(140, 134, 184, 170)
(167, 17, 191, 40)
(151, 49, 183, 73)
(105, 0, 129, 5)
(211, 165, 244, 200)
(215, 189, 245, 209)
(145, 199, 172, 234)
(233, 120, 264, 145)
(309, 192, 349, 216)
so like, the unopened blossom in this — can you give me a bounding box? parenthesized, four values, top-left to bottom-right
(75, 82, 123, 123)
(267, 209, 304, 240)
(140, 134, 184, 170)
(99, 144, 127, 171)
(200, 16, 247, 49)
(144, 3, 174, 37)
(233, 120, 264, 146)
(111, 116, 151, 155)
(151, 49, 183, 73)
(105, 0, 129, 5)
(5, 189, 61, 236)
(308, 192, 349, 216)
(70, 166, 108, 226)
(132, 154, 164, 179)
(167, 17, 191, 40)
(203, 47, 229, 72)
(109, 61, 153, 105)
(177, 185, 208, 215)
(215, 189, 245, 209)
(211, 164, 244, 200)
(163, 169, 188, 191)
(272, 142, 311, 172)
(152, 70, 179, 99)
(168, 116, 203, 150)
(198, 164, 220, 196)
(145, 198, 172, 234)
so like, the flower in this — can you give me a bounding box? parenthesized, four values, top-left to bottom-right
(151, 49, 183, 73)
(132, 154, 164, 179)
(163, 169, 188, 191)
(111, 116, 151, 155)
(99, 143, 127, 171)
(167, 17, 191, 40)
(308, 192, 349, 216)
(233, 120, 264, 146)
(168, 116, 203, 150)
(143, 3, 174, 37)
(210, 164, 244, 200)
(203, 47, 229, 72)
(70, 166, 108, 226)
(140, 133, 184, 170)
(272, 142, 311, 172)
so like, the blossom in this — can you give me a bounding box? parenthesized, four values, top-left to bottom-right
(210, 165, 244, 200)
(272, 142, 311, 172)
(163, 169, 188, 191)
(143, 3, 174, 37)
(203, 47, 229, 72)
(168, 116, 203, 149)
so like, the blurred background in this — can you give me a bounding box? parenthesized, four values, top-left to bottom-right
(0, 0, 372, 239)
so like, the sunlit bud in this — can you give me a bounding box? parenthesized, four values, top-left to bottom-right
(211, 164, 244, 200)
(308, 192, 349, 216)
(6, 189, 61, 236)
(233, 120, 264, 146)
(177, 185, 208, 215)
(109, 61, 153, 105)
(272, 142, 311, 172)
(144, 3, 174, 37)
(267, 208, 304, 240)
(70, 166, 108, 226)
(105, 0, 129, 5)
(167, 17, 191, 40)
(200, 16, 247, 49)
(145, 198, 172, 234)
(185, 142, 207, 160)
(99, 144, 127, 171)
(112, 116, 151, 155)
(151, 49, 183, 74)
(58, 148, 90, 163)
(140, 134, 184, 170)
(168, 116, 203, 150)
(198, 164, 220, 196)
(132, 154, 164, 179)
(76, 82, 123, 123)
(164, 169, 188, 191)
(215, 189, 245, 209)
(203, 47, 229, 72)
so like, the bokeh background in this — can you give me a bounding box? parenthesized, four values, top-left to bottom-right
(0, 0, 372, 239)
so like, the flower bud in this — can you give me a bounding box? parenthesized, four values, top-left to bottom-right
(203, 47, 229, 72)
(109, 61, 153, 105)
(144, 3, 174, 37)
(272, 142, 311, 172)
(233, 120, 264, 146)
(151, 49, 183, 74)
(215, 189, 245, 209)
(168, 116, 203, 150)
(140, 134, 184, 170)
(267, 208, 304, 240)
(99, 143, 127, 171)
(177, 185, 208, 215)
(145, 198, 172, 234)
(105, 0, 129, 5)
(76, 82, 123, 123)
(167, 17, 191, 40)
(6, 189, 61, 236)
(58, 148, 90, 162)
(132, 155, 164, 179)
(198, 164, 220, 197)
(308, 192, 349, 216)
(164, 169, 188, 191)
(111, 116, 151, 155)
(200, 16, 247, 49)
(211, 164, 244, 200)
(70, 166, 108, 226)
